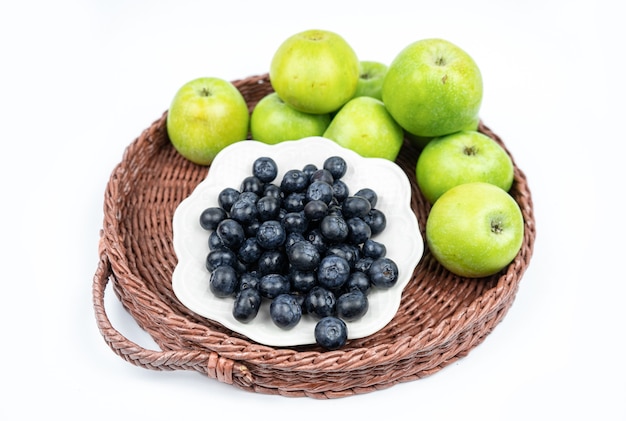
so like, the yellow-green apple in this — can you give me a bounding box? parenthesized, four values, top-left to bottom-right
(250, 92, 331, 144)
(416, 130, 514, 204)
(323, 96, 404, 161)
(166, 77, 249, 165)
(269, 29, 359, 114)
(353, 61, 388, 100)
(426, 182, 524, 278)
(382, 38, 483, 138)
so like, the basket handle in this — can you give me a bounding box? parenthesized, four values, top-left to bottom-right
(92, 248, 253, 387)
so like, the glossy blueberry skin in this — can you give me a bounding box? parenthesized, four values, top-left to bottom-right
(323, 156, 347, 180)
(284, 232, 305, 250)
(332, 180, 349, 203)
(326, 243, 360, 269)
(240, 175, 264, 196)
(217, 187, 240, 212)
(354, 188, 378, 208)
(363, 209, 386, 235)
(237, 237, 263, 265)
(317, 255, 351, 290)
(216, 218, 246, 250)
(302, 163, 318, 179)
(280, 169, 308, 193)
(346, 217, 372, 245)
(309, 168, 334, 185)
(199, 206, 227, 231)
(289, 270, 317, 294)
(282, 211, 308, 234)
(342, 196, 372, 219)
(209, 265, 239, 297)
(314, 316, 347, 350)
(205, 248, 238, 272)
(344, 271, 371, 295)
(336, 289, 369, 322)
(306, 180, 334, 204)
(320, 214, 349, 243)
(252, 156, 278, 183)
(232, 287, 262, 323)
(263, 183, 282, 199)
(362, 239, 386, 259)
(257, 250, 288, 275)
(208, 230, 226, 250)
(303, 199, 328, 222)
(282, 192, 306, 212)
(229, 197, 259, 226)
(258, 273, 290, 299)
(287, 240, 321, 271)
(306, 229, 328, 255)
(304, 286, 337, 319)
(270, 294, 302, 329)
(256, 220, 286, 249)
(368, 257, 399, 289)
(256, 195, 281, 221)
(238, 272, 260, 290)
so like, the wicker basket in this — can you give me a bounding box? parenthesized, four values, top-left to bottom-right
(92, 73, 536, 399)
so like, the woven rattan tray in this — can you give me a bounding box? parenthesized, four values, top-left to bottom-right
(92, 73, 536, 399)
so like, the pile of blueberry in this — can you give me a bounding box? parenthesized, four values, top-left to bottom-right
(199, 155, 398, 350)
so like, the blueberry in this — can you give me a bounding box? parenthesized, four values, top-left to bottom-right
(240, 175, 264, 196)
(232, 287, 262, 323)
(237, 237, 263, 265)
(229, 197, 259, 226)
(354, 188, 378, 208)
(368, 257, 399, 289)
(362, 239, 386, 259)
(270, 294, 302, 329)
(257, 250, 288, 275)
(208, 230, 226, 250)
(304, 286, 336, 319)
(258, 273, 290, 299)
(317, 255, 350, 290)
(336, 289, 369, 322)
(209, 265, 239, 297)
(326, 243, 360, 269)
(342, 196, 372, 219)
(354, 257, 374, 273)
(363, 209, 386, 235)
(218, 187, 240, 212)
(302, 163, 318, 179)
(332, 180, 349, 203)
(256, 195, 281, 221)
(206, 248, 238, 272)
(199, 206, 227, 231)
(280, 169, 308, 193)
(263, 183, 282, 199)
(346, 217, 372, 245)
(306, 180, 334, 204)
(314, 317, 347, 350)
(282, 211, 308, 234)
(256, 220, 286, 249)
(344, 271, 371, 295)
(303, 199, 328, 222)
(282, 192, 306, 212)
(284, 232, 305, 250)
(289, 270, 317, 294)
(287, 240, 321, 271)
(216, 218, 246, 250)
(323, 156, 347, 180)
(239, 272, 260, 290)
(310, 168, 334, 185)
(320, 214, 349, 243)
(252, 156, 278, 183)
(306, 229, 328, 254)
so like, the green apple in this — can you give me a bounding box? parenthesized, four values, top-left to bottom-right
(269, 29, 360, 114)
(426, 182, 524, 278)
(166, 77, 249, 166)
(406, 116, 480, 150)
(353, 60, 388, 100)
(250, 92, 331, 144)
(416, 130, 514, 204)
(382, 38, 483, 138)
(323, 96, 404, 161)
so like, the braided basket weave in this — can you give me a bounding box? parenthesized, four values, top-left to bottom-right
(92, 73, 536, 399)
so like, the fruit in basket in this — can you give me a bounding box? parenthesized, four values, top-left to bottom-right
(426, 182, 524, 278)
(323, 96, 404, 161)
(166, 77, 249, 166)
(353, 60, 388, 100)
(382, 38, 483, 138)
(416, 130, 514, 204)
(250, 92, 331, 143)
(270, 29, 360, 114)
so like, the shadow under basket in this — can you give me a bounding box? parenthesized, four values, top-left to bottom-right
(92, 73, 536, 399)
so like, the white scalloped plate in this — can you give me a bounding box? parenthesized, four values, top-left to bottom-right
(172, 137, 423, 347)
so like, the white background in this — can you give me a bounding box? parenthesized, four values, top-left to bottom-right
(2, 1, 624, 419)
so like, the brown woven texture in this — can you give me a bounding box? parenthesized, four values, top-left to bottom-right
(93, 73, 536, 399)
